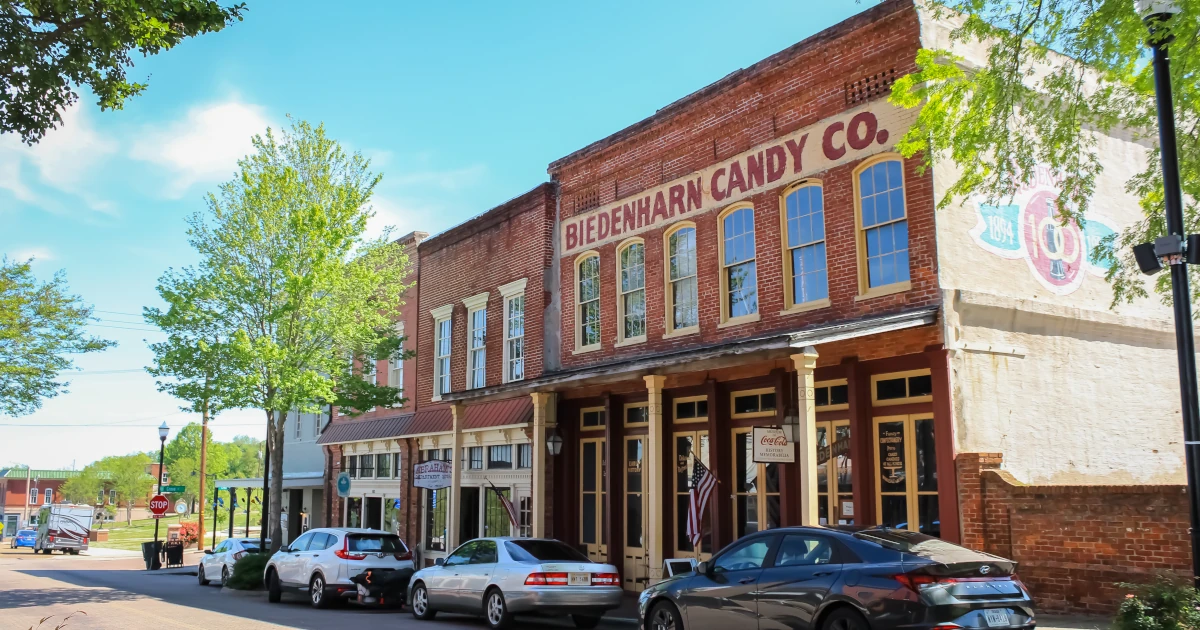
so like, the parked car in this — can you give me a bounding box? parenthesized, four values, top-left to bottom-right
(638, 526, 1035, 630)
(198, 537, 266, 587)
(264, 528, 413, 609)
(10, 529, 36, 549)
(407, 537, 623, 630)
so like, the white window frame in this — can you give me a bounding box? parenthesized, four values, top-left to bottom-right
(430, 304, 454, 400)
(294, 414, 302, 439)
(29, 488, 37, 504)
(463, 292, 489, 390)
(389, 322, 405, 395)
(161, 472, 168, 484)
(616, 238, 647, 345)
(664, 223, 699, 337)
(781, 181, 831, 311)
(44, 488, 52, 504)
(575, 252, 602, 353)
(499, 278, 527, 384)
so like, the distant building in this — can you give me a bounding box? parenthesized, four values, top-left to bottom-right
(0, 466, 165, 531)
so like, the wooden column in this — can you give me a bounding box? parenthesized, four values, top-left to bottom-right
(927, 346, 961, 543)
(447, 403, 464, 550)
(844, 357, 874, 527)
(790, 347, 820, 526)
(530, 392, 555, 538)
(644, 375, 667, 582)
(602, 392, 622, 569)
(707, 379, 732, 550)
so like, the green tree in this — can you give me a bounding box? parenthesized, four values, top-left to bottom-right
(220, 435, 263, 479)
(97, 453, 154, 525)
(0, 0, 247, 144)
(0, 257, 115, 416)
(157, 118, 412, 550)
(889, 0, 1199, 308)
(59, 465, 101, 505)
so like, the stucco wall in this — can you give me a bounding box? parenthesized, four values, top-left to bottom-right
(919, 6, 1186, 484)
(283, 410, 327, 476)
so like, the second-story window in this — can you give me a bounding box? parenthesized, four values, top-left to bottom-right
(505, 294, 525, 382)
(44, 488, 52, 504)
(468, 306, 487, 389)
(434, 313, 452, 397)
(576, 253, 601, 350)
(618, 240, 646, 342)
(784, 183, 829, 307)
(720, 205, 758, 321)
(389, 322, 404, 396)
(858, 158, 910, 291)
(294, 415, 301, 439)
(666, 225, 698, 333)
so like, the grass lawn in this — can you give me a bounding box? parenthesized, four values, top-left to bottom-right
(92, 516, 253, 551)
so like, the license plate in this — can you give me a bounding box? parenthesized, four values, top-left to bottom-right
(984, 609, 1010, 627)
(568, 572, 591, 586)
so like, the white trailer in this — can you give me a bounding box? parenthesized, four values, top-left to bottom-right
(35, 504, 92, 555)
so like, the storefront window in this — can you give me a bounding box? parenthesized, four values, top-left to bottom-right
(816, 421, 853, 525)
(626, 438, 644, 549)
(518, 497, 532, 537)
(875, 414, 938, 536)
(468, 447, 483, 470)
(675, 431, 711, 555)
(359, 456, 374, 479)
(484, 487, 513, 537)
(376, 453, 391, 479)
(580, 438, 606, 556)
(733, 430, 779, 538)
(488, 445, 512, 469)
(345, 497, 363, 528)
(424, 488, 448, 551)
(516, 443, 532, 469)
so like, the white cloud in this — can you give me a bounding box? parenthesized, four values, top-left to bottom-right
(0, 103, 117, 213)
(9, 246, 55, 262)
(130, 100, 271, 197)
(366, 195, 428, 241)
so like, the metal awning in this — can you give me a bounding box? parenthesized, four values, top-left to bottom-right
(789, 307, 938, 348)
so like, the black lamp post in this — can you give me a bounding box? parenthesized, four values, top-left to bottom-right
(1133, 0, 1200, 584)
(151, 422, 169, 564)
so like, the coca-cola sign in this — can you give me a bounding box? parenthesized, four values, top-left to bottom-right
(752, 427, 795, 463)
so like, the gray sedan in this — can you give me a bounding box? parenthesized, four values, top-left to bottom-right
(408, 537, 623, 629)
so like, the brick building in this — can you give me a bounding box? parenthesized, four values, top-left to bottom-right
(317, 0, 1185, 611)
(1, 467, 166, 532)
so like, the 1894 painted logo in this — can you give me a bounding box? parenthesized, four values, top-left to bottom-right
(969, 166, 1116, 295)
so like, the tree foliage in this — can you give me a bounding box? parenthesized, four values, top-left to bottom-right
(158, 118, 413, 550)
(95, 453, 153, 525)
(0, 0, 246, 144)
(59, 465, 101, 504)
(890, 0, 1200, 309)
(0, 257, 114, 416)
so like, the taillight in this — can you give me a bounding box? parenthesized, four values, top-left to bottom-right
(48, 535, 54, 543)
(895, 572, 1016, 594)
(334, 537, 367, 560)
(394, 550, 412, 561)
(524, 572, 569, 586)
(591, 573, 619, 585)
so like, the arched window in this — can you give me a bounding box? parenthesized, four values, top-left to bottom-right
(719, 205, 758, 322)
(857, 158, 910, 292)
(665, 224, 698, 333)
(576, 253, 601, 351)
(783, 183, 828, 307)
(617, 240, 646, 342)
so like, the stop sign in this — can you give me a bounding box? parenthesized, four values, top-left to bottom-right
(149, 494, 170, 518)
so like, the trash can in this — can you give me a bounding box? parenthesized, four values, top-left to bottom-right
(164, 540, 184, 568)
(141, 541, 162, 570)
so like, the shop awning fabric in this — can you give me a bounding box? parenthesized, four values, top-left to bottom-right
(315, 398, 531, 446)
(317, 413, 416, 445)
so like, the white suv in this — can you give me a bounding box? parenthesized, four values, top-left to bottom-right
(264, 528, 413, 608)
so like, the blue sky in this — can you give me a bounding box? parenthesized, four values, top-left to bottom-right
(0, 0, 870, 468)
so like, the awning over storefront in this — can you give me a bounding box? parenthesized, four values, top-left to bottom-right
(317, 413, 415, 445)
(464, 397, 532, 430)
(406, 407, 453, 435)
(788, 307, 938, 347)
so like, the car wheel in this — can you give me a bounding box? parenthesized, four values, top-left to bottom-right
(221, 566, 230, 587)
(309, 574, 330, 609)
(266, 569, 281, 603)
(572, 615, 602, 629)
(484, 588, 513, 630)
(411, 582, 436, 620)
(198, 564, 210, 586)
(648, 601, 684, 630)
(822, 607, 870, 630)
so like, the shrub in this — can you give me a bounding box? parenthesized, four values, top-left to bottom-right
(1115, 576, 1200, 630)
(177, 522, 198, 544)
(225, 552, 270, 590)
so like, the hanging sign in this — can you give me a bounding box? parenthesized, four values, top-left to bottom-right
(413, 460, 452, 490)
(336, 472, 352, 498)
(752, 427, 795, 463)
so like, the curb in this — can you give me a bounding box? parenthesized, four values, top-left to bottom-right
(220, 587, 266, 598)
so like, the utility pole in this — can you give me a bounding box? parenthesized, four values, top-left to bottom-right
(198, 390, 210, 551)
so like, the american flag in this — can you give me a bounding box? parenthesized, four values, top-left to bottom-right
(686, 456, 716, 549)
(487, 481, 520, 532)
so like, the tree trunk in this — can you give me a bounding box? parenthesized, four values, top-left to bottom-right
(126, 502, 132, 526)
(268, 409, 286, 552)
(198, 401, 209, 550)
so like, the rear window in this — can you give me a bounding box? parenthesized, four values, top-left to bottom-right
(854, 529, 975, 558)
(505, 540, 591, 563)
(18, 530, 35, 536)
(347, 534, 407, 554)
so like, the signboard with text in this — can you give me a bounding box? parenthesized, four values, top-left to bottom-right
(413, 460, 452, 490)
(752, 427, 795, 463)
(148, 494, 169, 519)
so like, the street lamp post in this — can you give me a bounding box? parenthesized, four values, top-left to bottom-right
(211, 477, 219, 549)
(1134, 0, 1200, 584)
(152, 422, 170, 559)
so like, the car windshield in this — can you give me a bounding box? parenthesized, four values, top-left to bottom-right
(505, 540, 591, 563)
(347, 534, 407, 553)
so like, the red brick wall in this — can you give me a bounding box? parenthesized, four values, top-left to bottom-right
(415, 184, 555, 405)
(550, 1, 937, 370)
(957, 453, 1193, 615)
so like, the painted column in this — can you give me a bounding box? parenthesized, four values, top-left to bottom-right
(447, 403, 465, 550)
(644, 375, 667, 582)
(530, 391, 556, 538)
(790, 347, 820, 526)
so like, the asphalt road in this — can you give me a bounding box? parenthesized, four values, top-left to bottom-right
(0, 546, 637, 630)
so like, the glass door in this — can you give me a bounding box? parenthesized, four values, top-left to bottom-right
(732, 428, 780, 538)
(624, 437, 646, 591)
(816, 420, 854, 525)
(580, 437, 607, 561)
(459, 487, 481, 542)
(674, 430, 711, 558)
(874, 414, 939, 536)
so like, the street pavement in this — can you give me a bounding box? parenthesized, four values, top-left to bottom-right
(0, 546, 636, 630)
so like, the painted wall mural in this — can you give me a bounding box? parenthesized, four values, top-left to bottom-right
(968, 168, 1117, 295)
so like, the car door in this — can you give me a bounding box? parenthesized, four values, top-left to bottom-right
(757, 534, 844, 630)
(279, 532, 315, 586)
(204, 541, 227, 580)
(680, 534, 778, 630)
(301, 533, 332, 584)
(432, 541, 477, 610)
(460, 539, 499, 611)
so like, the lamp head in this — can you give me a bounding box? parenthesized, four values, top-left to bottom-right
(546, 432, 564, 456)
(158, 421, 170, 441)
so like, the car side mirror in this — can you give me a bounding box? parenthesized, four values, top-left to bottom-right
(204, 550, 213, 555)
(696, 561, 709, 575)
(435, 558, 445, 566)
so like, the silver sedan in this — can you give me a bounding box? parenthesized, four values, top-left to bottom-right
(408, 537, 623, 629)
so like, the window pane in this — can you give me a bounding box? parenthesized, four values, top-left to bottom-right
(627, 406, 648, 425)
(626, 493, 643, 548)
(582, 442, 597, 492)
(830, 385, 849, 406)
(376, 454, 391, 479)
(727, 261, 758, 317)
(915, 418, 937, 492)
(734, 394, 759, 415)
(676, 401, 695, 419)
(815, 387, 830, 407)
(876, 377, 907, 400)
(672, 276, 698, 329)
(624, 289, 646, 339)
(909, 374, 933, 397)
(582, 494, 596, 544)
(626, 440, 643, 493)
(761, 392, 776, 412)
(765, 462, 779, 493)
(877, 421, 907, 493)
(697, 399, 708, 417)
(918, 494, 941, 537)
(736, 433, 756, 493)
(880, 495, 908, 529)
(736, 495, 759, 538)
(835, 425, 853, 495)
